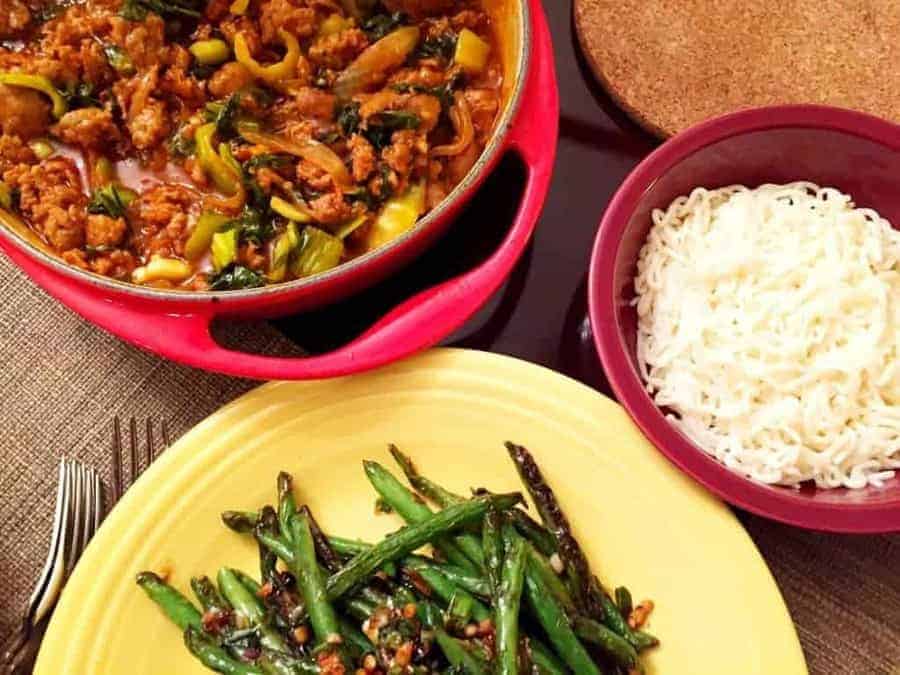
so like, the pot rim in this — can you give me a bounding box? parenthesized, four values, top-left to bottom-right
(0, 2, 532, 304)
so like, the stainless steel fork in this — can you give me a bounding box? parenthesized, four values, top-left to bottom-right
(110, 417, 171, 502)
(0, 418, 171, 674)
(0, 459, 103, 675)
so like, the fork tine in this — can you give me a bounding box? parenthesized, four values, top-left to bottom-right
(161, 419, 171, 453)
(76, 467, 99, 557)
(25, 460, 68, 621)
(92, 469, 105, 529)
(112, 417, 123, 502)
(64, 462, 86, 579)
(77, 466, 91, 539)
(145, 419, 154, 470)
(128, 417, 139, 487)
(31, 459, 74, 625)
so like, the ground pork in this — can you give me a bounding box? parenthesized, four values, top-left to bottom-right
(129, 100, 169, 150)
(307, 28, 368, 70)
(348, 134, 376, 182)
(0, 1, 31, 38)
(203, 0, 232, 21)
(307, 193, 350, 226)
(33, 5, 121, 86)
(88, 248, 136, 279)
(4, 157, 87, 251)
(0, 84, 51, 140)
(85, 214, 127, 248)
(408, 94, 442, 132)
(254, 166, 292, 193)
(296, 160, 334, 192)
(279, 119, 317, 144)
(219, 16, 263, 56)
(64, 247, 136, 279)
(120, 14, 168, 69)
(114, 68, 170, 150)
(160, 66, 207, 112)
(51, 108, 121, 151)
(208, 62, 254, 99)
(450, 9, 487, 31)
(258, 0, 317, 45)
(0, 134, 36, 173)
(382, 129, 420, 177)
(277, 87, 336, 122)
(131, 184, 198, 259)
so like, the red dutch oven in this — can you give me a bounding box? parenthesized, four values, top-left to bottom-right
(0, 0, 558, 380)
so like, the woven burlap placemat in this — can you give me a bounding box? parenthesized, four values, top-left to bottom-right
(574, 0, 900, 138)
(0, 253, 897, 673)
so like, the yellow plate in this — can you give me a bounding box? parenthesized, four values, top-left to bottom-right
(35, 349, 806, 674)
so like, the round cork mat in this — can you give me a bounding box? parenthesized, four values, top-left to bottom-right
(574, 0, 900, 138)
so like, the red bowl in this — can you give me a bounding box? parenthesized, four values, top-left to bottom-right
(0, 0, 558, 381)
(589, 105, 900, 533)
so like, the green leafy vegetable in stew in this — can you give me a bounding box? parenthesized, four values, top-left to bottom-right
(87, 184, 137, 219)
(120, 0, 204, 21)
(208, 264, 265, 290)
(362, 11, 407, 41)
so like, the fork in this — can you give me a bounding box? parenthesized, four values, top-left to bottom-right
(0, 418, 171, 675)
(0, 459, 103, 675)
(110, 417, 171, 502)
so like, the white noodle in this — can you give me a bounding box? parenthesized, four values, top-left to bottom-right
(634, 182, 900, 489)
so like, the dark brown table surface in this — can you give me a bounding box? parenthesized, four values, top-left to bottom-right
(272, 4, 900, 673)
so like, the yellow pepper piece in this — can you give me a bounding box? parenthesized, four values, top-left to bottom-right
(93, 157, 116, 186)
(211, 228, 239, 271)
(270, 196, 313, 223)
(184, 212, 231, 261)
(0, 181, 11, 210)
(454, 29, 490, 74)
(195, 123, 242, 195)
(319, 13, 353, 37)
(132, 257, 193, 285)
(219, 142, 242, 177)
(0, 71, 68, 119)
(366, 181, 425, 250)
(268, 222, 300, 282)
(292, 226, 344, 278)
(28, 138, 54, 160)
(234, 29, 300, 84)
(190, 39, 231, 66)
(229, 0, 250, 14)
(335, 213, 367, 240)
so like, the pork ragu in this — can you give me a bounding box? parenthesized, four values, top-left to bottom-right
(0, 0, 502, 290)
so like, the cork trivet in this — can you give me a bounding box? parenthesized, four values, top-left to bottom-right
(574, 0, 900, 138)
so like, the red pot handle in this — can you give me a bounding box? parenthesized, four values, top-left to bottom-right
(2, 0, 557, 380)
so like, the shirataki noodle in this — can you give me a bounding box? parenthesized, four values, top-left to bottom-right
(635, 182, 900, 489)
